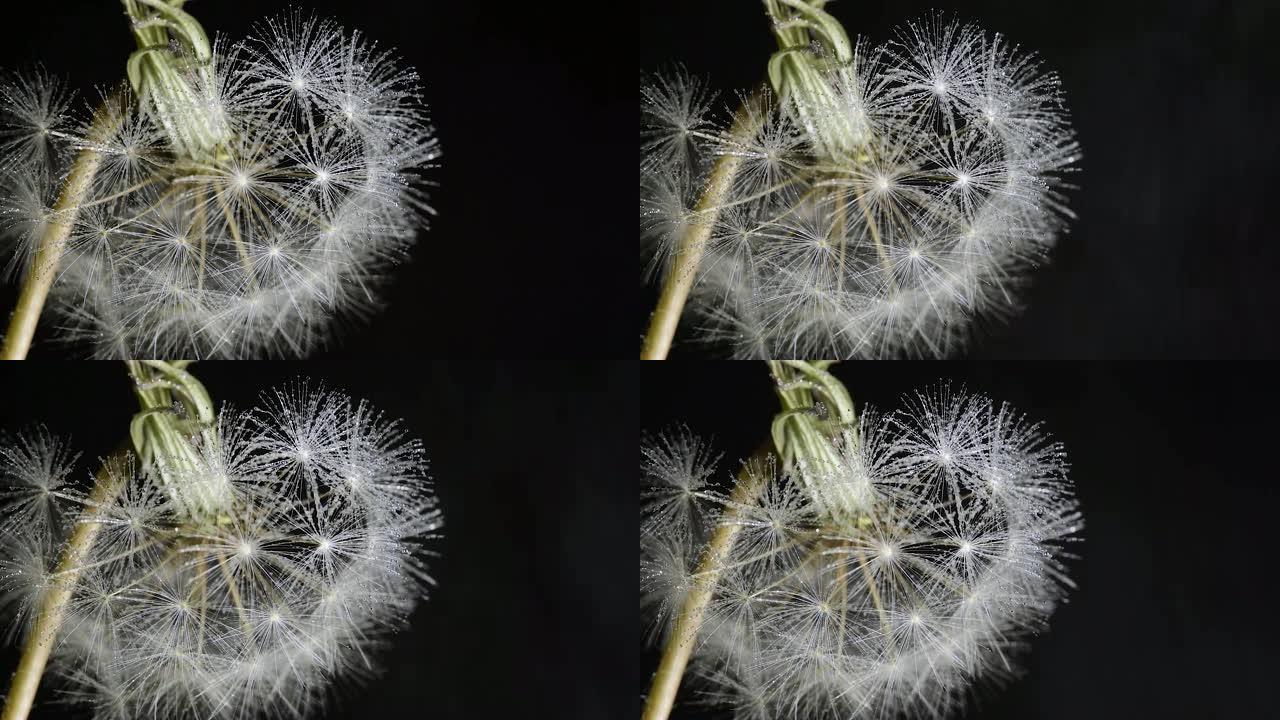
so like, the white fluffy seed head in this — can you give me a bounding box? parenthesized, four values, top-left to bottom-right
(0, 425, 81, 539)
(640, 425, 723, 543)
(640, 386, 1081, 719)
(0, 383, 442, 719)
(0, 67, 75, 177)
(0, 12, 439, 358)
(641, 14, 1080, 358)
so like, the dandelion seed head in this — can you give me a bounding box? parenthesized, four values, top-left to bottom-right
(641, 13, 1079, 358)
(641, 385, 1080, 718)
(0, 382, 442, 719)
(0, 12, 438, 358)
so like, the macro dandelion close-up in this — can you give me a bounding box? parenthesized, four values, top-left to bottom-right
(0, 362, 442, 719)
(639, 361, 1280, 718)
(0, 1, 439, 359)
(640, 362, 1082, 719)
(2, 0, 1279, 717)
(640, 2, 1080, 359)
(0, 360, 634, 720)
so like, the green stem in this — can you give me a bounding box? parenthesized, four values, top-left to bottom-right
(761, 0, 865, 159)
(768, 360, 852, 468)
(121, 0, 230, 160)
(125, 360, 227, 519)
(768, 360, 869, 521)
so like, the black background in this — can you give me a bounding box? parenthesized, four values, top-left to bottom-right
(640, 361, 1279, 718)
(0, 360, 635, 719)
(0, 0, 633, 358)
(640, 1, 1279, 358)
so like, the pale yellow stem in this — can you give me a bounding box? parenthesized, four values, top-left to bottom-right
(641, 447, 769, 720)
(641, 92, 766, 360)
(2, 98, 120, 359)
(1, 149, 106, 359)
(1, 452, 127, 720)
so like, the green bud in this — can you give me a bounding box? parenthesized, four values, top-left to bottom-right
(122, 0, 233, 160)
(764, 0, 870, 159)
(768, 360, 873, 523)
(128, 361, 232, 520)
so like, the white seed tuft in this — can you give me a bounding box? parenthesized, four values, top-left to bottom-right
(641, 14, 1080, 358)
(0, 12, 439, 358)
(0, 383, 442, 719)
(640, 386, 1081, 718)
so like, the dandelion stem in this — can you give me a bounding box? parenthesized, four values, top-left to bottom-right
(831, 186, 849, 292)
(854, 188, 895, 292)
(215, 552, 254, 639)
(854, 546, 893, 654)
(195, 556, 209, 654)
(641, 445, 770, 720)
(0, 451, 128, 720)
(640, 91, 766, 360)
(0, 104, 116, 359)
(835, 547, 850, 646)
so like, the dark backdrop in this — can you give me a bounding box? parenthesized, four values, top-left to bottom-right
(0, 0, 633, 358)
(0, 360, 635, 719)
(639, 1, 1278, 358)
(639, 361, 1278, 717)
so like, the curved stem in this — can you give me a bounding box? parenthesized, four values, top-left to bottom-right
(0, 451, 128, 720)
(641, 91, 767, 360)
(1, 95, 123, 359)
(1, 153, 105, 359)
(641, 446, 770, 720)
(853, 187, 895, 292)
